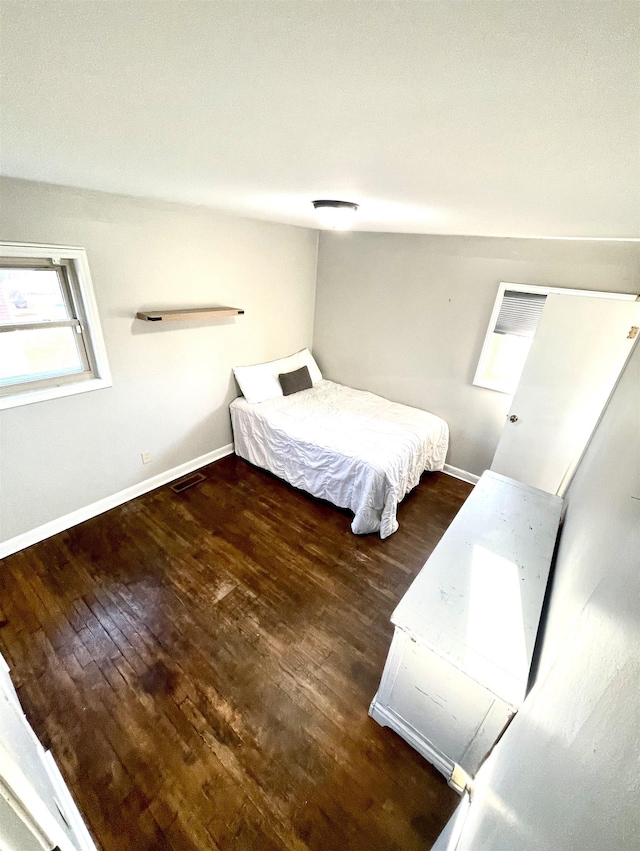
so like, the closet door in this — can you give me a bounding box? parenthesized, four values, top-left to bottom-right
(490, 294, 640, 495)
(0, 792, 46, 851)
(0, 658, 97, 851)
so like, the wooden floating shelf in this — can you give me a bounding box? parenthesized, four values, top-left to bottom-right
(136, 307, 245, 322)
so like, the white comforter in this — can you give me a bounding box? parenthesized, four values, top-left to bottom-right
(230, 380, 449, 538)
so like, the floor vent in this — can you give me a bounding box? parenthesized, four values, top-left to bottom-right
(170, 472, 206, 494)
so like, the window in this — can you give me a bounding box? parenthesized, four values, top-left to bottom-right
(473, 282, 636, 394)
(0, 243, 111, 409)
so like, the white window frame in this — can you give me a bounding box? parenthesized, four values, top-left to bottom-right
(0, 242, 112, 410)
(473, 282, 637, 394)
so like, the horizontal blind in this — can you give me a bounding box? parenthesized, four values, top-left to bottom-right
(494, 290, 547, 338)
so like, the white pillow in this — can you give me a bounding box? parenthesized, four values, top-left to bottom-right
(233, 348, 322, 404)
(296, 348, 323, 384)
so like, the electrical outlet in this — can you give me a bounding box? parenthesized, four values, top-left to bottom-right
(141, 451, 152, 465)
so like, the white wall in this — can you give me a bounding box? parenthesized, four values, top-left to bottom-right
(313, 232, 640, 475)
(0, 178, 318, 543)
(447, 337, 640, 850)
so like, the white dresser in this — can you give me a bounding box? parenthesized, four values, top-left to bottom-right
(370, 471, 562, 792)
(0, 652, 98, 851)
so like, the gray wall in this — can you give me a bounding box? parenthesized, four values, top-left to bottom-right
(0, 178, 318, 543)
(452, 338, 640, 850)
(313, 232, 640, 474)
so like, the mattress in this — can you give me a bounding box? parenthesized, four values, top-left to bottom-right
(230, 380, 449, 538)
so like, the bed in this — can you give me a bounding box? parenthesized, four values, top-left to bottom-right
(230, 350, 449, 538)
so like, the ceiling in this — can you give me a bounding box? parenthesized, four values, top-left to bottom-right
(1, 1, 638, 237)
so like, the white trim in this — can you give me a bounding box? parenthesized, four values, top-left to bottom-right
(70, 244, 112, 381)
(443, 464, 480, 485)
(0, 241, 112, 410)
(0, 444, 234, 559)
(0, 376, 112, 411)
(41, 751, 99, 851)
(0, 446, 475, 559)
(483, 281, 636, 301)
(472, 282, 637, 395)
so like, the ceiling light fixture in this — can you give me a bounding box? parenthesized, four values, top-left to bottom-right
(312, 199, 359, 230)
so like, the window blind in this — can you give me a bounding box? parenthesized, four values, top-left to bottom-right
(494, 290, 547, 338)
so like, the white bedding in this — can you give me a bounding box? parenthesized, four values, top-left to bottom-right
(230, 380, 449, 538)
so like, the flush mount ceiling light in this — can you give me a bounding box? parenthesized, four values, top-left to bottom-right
(312, 199, 359, 230)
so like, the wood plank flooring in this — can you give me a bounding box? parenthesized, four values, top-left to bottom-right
(0, 455, 472, 851)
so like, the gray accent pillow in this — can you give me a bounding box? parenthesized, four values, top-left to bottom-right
(279, 365, 313, 396)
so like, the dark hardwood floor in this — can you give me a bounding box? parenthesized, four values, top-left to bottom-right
(0, 455, 472, 851)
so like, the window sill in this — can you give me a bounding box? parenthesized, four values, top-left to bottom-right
(0, 377, 113, 411)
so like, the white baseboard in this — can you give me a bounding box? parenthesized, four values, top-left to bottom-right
(443, 464, 480, 485)
(1, 447, 476, 561)
(0, 444, 234, 560)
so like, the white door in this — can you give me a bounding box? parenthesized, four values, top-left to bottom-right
(490, 294, 640, 495)
(0, 656, 98, 851)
